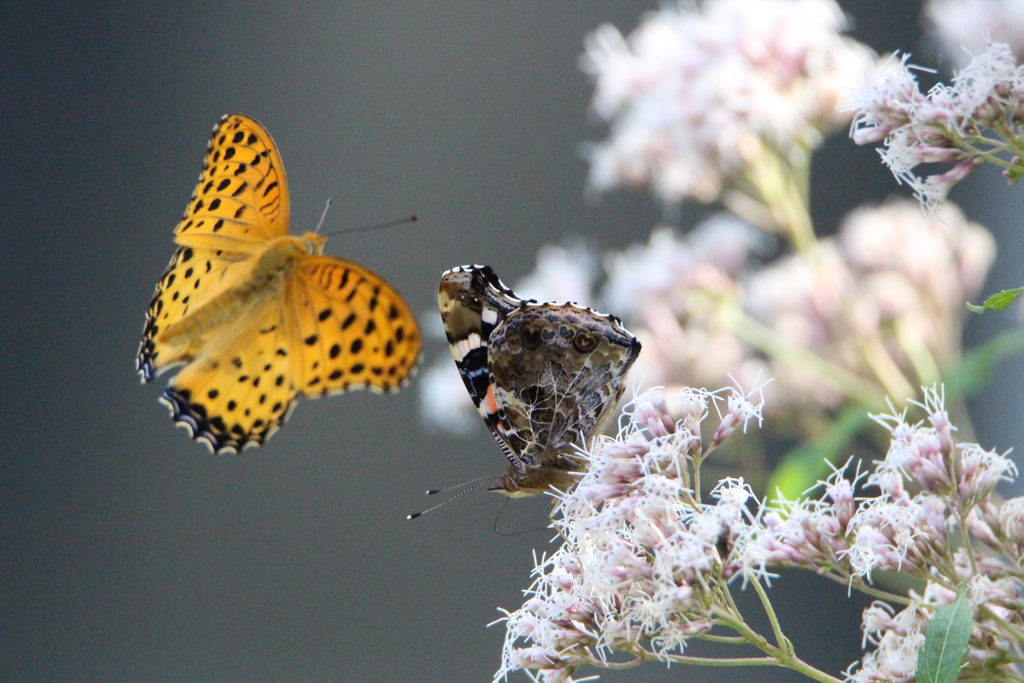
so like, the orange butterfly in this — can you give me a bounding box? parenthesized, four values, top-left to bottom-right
(138, 113, 421, 453)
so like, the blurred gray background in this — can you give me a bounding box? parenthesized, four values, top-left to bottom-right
(3, 1, 1021, 681)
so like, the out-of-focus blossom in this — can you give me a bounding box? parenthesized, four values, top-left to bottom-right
(925, 0, 1024, 67)
(602, 214, 766, 316)
(582, 0, 875, 204)
(418, 354, 477, 434)
(850, 42, 1024, 209)
(608, 201, 993, 417)
(750, 201, 993, 409)
(602, 215, 768, 394)
(840, 202, 995, 310)
(422, 203, 994, 438)
(511, 244, 598, 307)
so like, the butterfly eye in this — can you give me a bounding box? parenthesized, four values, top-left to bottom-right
(521, 324, 543, 350)
(458, 292, 483, 312)
(573, 331, 597, 353)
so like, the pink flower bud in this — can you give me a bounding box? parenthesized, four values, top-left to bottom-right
(959, 444, 1016, 506)
(712, 412, 738, 446)
(578, 483, 631, 505)
(539, 667, 577, 683)
(928, 409, 954, 456)
(513, 647, 566, 670)
(827, 477, 856, 532)
(634, 392, 676, 437)
(999, 497, 1024, 544)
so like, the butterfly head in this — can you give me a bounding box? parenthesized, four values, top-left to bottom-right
(252, 234, 327, 275)
(489, 454, 584, 497)
(299, 232, 327, 255)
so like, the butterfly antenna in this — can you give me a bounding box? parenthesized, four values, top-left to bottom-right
(406, 477, 494, 520)
(492, 498, 549, 537)
(423, 474, 497, 496)
(314, 198, 333, 234)
(323, 213, 418, 238)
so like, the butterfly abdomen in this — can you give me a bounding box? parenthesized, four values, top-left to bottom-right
(157, 236, 308, 349)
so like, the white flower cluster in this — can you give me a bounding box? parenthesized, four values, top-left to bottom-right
(612, 202, 991, 415)
(850, 42, 1024, 209)
(848, 584, 940, 683)
(847, 572, 1024, 683)
(749, 387, 1021, 683)
(582, 0, 875, 203)
(496, 385, 1024, 683)
(603, 215, 768, 396)
(752, 387, 1015, 577)
(852, 570, 1024, 682)
(494, 385, 768, 681)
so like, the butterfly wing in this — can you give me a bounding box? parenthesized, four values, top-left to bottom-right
(138, 113, 292, 381)
(438, 265, 525, 467)
(159, 294, 299, 452)
(287, 256, 422, 395)
(174, 113, 290, 251)
(438, 265, 642, 495)
(157, 256, 421, 453)
(486, 304, 642, 472)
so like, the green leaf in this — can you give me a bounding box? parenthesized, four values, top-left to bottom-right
(942, 328, 1024, 397)
(915, 586, 973, 683)
(966, 287, 1024, 313)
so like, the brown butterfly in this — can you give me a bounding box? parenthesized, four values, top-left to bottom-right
(439, 265, 640, 495)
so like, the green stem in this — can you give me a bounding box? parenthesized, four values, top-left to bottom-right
(935, 117, 1024, 179)
(980, 605, 1024, 645)
(740, 144, 817, 254)
(859, 335, 916, 403)
(835, 575, 913, 605)
(693, 453, 703, 503)
(717, 611, 844, 683)
(720, 584, 743, 616)
(773, 654, 845, 683)
(639, 654, 782, 667)
(732, 314, 884, 406)
(959, 508, 979, 576)
(896, 319, 942, 386)
(951, 132, 1015, 170)
(988, 119, 1024, 160)
(696, 633, 750, 644)
(751, 575, 789, 652)
(955, 132, 1008, 156)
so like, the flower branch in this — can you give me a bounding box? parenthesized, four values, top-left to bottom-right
(495, 384, 1024, 683)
